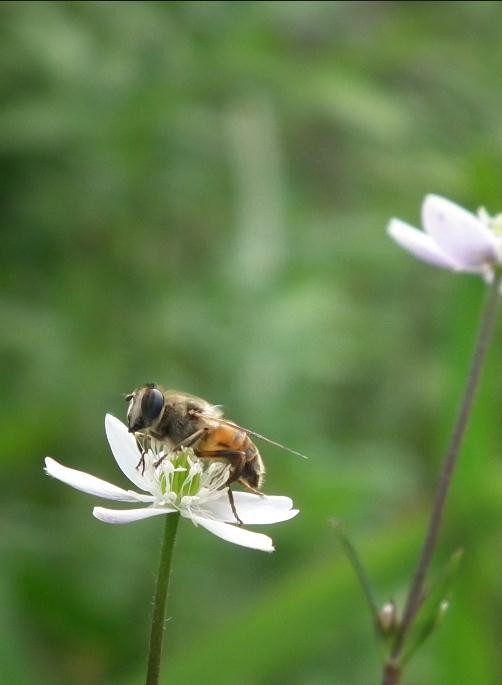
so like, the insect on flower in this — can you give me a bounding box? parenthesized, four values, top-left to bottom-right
(44, 414, 299, 552)
(126, 384, 307, 525)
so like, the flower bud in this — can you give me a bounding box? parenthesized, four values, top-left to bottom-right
(377, 601, 399, 636)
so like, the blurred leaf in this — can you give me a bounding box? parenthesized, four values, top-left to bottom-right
(331, 519, 380, 636)
(401, 549, 464, 666)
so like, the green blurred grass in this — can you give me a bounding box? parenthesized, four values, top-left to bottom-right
(2, 2, 502, 683)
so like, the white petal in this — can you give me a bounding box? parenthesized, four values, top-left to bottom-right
(105, 414, 151, 492)
(93, 506, 176, 524)
(44, 457, 153, 502)
(387, 219, 460, 270)
(202, 493, 299, 524)
(422, 195, 499, 269)
(191, 514, 274, 552)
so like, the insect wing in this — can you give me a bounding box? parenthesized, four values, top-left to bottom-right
(193, 412, 308, 460)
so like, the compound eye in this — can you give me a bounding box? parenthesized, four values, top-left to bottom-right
(141, 387, 164, 424)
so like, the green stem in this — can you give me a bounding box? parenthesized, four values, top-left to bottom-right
(384, 271, 501, 682)
(382, 661, 400, 685)
(145, 513, 180, 685)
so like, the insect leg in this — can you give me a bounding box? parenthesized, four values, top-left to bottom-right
(237, 479, 264, 496)
(195, 449, 247, 525)
(134, 435, 149, 475)
(153, 428, 208, 468)
(195, 450, 246, 483)
(226, 487, 243, 526)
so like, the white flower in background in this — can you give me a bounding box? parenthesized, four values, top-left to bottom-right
(387, 194, 502, 280)
(44, 414, 299, 553)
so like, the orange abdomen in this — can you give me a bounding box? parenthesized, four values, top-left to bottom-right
(197, 425, 247, 452)
(196, 425, 264, 489)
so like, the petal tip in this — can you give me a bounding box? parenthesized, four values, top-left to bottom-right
(44, 456, 57, 476)
(386, 219, 400, 240)
(93, 506, 106, 523)
(105, 413, 121, 432)
(423, 192, 446, 205)
(422, 193, 463, 215)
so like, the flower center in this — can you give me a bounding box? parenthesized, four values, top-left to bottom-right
(151, 447, 230, 508)
(155, 450, 200, 502)
(479, 207, 502, 236)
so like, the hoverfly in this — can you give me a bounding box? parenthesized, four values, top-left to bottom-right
(125, 384, 306, 524)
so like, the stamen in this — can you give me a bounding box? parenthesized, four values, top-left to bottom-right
(148, 447, 229, 510)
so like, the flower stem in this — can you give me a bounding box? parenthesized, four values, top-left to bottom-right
(145, 513, 180, 685)
(382, 661, 400, 685)
(383, 272, 501, 683)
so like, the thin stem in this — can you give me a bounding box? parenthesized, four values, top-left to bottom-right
(145, 512, 180, 685)
(382, 661, 400, 685)
(385, 272, 501, 681)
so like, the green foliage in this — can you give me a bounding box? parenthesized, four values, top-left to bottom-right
(401, 549, 463, 666)
(2, 2, 502, 683)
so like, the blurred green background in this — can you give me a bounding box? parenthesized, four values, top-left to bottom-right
(3, 2, 502, 683)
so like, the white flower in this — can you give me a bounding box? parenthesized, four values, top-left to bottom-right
(44, 414, 299, 553)
(387, 194, 502, 279)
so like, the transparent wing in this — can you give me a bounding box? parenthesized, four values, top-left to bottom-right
(192, 411, 308, 460)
